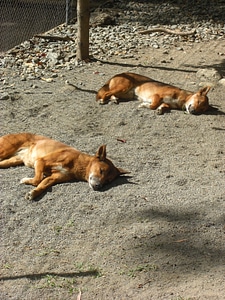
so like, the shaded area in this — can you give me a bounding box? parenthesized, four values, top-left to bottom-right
(103, 0, 225, 26)
(122, 206, 225, 276)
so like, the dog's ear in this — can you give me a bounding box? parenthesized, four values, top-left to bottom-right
(96, 145, 107, 161)
(199, 86, 211, 96)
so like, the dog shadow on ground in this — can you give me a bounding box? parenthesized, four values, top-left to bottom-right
(31, 174, 134, 201)
(100, 174, 135, 192)
(204, 105, 225, 115)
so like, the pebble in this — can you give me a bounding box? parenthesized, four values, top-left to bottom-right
(218, 78, 225, 86)
(0, 1, 224, 81)
(0, 92, 10, 100)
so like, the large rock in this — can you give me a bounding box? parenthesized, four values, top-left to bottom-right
(218, 78, 225, 86)
(196, 68, 222, 83)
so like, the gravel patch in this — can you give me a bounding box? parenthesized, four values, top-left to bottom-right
(1, 0, 225, 80)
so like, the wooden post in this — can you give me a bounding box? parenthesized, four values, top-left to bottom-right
(77, 0, 90, 60)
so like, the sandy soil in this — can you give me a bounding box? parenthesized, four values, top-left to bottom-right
(1, 39, 225, 300)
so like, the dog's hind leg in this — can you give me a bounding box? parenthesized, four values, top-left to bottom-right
(0, 156, 24, 168)
(138, 94, 170, 114)
(99, 85, 133, 104)
(139, 101, 170, 114)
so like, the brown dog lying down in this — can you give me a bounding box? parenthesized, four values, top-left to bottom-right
(0, 133, 128, 200)
(96, 72, 211, 114)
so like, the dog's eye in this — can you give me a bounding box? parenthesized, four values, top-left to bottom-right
(100, 169, 104, 175)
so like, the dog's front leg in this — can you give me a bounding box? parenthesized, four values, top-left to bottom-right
(156, 103, 171, 115)
(25, 172, 70, 200)
(20, 158, 45, 186)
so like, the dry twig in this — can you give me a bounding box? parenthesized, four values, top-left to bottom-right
(138, 27, 196, 36)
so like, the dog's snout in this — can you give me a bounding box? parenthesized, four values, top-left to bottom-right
(188, 104, 196, 114)
(92, 183, 102, 190)
(89, 174, 102, 190)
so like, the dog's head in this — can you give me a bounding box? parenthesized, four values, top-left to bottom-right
(88, 145, 128, 190)
(185, 86, 210, 114)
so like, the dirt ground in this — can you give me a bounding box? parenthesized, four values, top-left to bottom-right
(1, 39, 225, 300)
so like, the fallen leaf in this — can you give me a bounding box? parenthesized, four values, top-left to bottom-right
(174, 239, 188, 243)
(117, 138, 126, 143)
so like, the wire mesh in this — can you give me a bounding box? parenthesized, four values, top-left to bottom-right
(0, 0, 67, 53)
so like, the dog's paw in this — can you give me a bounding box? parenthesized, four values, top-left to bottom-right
(156, 108, 163, 115)
(25, 190, 35, 201)
(98, 99, 105, 105)
(138, 103, 144, 108)
(20, 177, 32, 184)
(109, 95, 119, 104)
(138, 102, 149, 109)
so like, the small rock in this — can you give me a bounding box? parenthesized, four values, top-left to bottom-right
(152, 44, 159, 49)
(27, 75, 36, 80)
(46, 51, 60, 66)
(218, 78, 225, 86)
(51, 74, 58, 78)
(41, 77, 54, 83)
(0, 92, 10, 100)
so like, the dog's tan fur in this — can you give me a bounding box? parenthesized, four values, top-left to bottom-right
(96, 72, 210, 114)
(96, 72, 153, 104)
(0, 133, 128, 200)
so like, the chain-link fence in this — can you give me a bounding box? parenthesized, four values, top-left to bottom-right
(0, 0, 76, 53)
